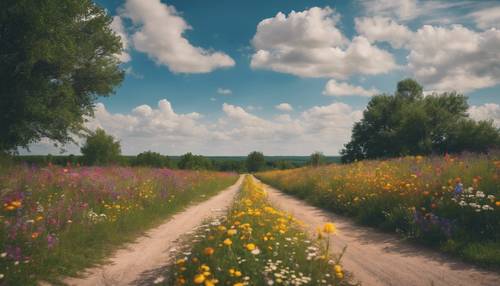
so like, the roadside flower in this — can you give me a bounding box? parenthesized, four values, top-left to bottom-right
(245, 243, 256, 251)
(223, 238, 232, 246)
(334, 264, 342, 273)
(323, 223, 336, 234)
(193, 274, 205, 284)
(203, 247, 215, 256)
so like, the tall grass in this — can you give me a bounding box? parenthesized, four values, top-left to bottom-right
(0, 164, 237, 285)
(257, 153, 500, 266)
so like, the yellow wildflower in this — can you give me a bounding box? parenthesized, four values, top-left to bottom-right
(323, 222, 336, 234)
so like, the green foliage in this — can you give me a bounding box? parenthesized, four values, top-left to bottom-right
(178, 152, 212, 170)
(341, 79, 500, 163)
(0, 0, 124, 152)
(310, 151, 325, 167)
(246, 151, 265, 172)
(80, 129, 121, 165)
(133, 151, 171, 168)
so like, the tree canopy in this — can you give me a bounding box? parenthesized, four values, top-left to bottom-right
(81, 129, 121, 165)
(341, 79, 500, 163)
(0, 0, 124, 152)
(178, 152, 212, 170)
(133, 151, 171, 168)
(246, 151, 265, 172)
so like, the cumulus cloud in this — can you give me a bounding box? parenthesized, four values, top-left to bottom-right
(407, 25, 500, 92)
(122, 0, 234, 73)
(275, 103, 294, 112)
(469, 103, 500, 127)
(217, 88, 232, 95)
(323, 79, 379, 97)
(469, 6, 500, 29)
(355, 17, 412, 48)
(26, 100, 363, 155)
(110, 16, 131, 62)
(354, 16, 500, 93)
(250, 7, 397, 78)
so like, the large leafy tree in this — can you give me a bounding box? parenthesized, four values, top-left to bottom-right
(81, 129, 121, 165)
(0, 0, 124, 152)
(341, 79, 500, 163)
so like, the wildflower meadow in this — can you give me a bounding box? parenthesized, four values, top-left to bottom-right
(0, 164, 237, 285)
(257, 154, 500, 266)
(165, 176, 353, 286)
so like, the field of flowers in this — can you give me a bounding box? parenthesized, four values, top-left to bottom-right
(0, 164, 237, 285)
(165, 176, 353, 286)
(257, 154, 500, 266)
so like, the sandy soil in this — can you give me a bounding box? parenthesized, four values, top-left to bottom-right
(256, 176, 500, 286)
(62, 175, 243, 286)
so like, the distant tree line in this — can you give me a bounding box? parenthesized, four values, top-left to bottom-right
(9, 130, 337, 172)
(341, 79, 500, 163)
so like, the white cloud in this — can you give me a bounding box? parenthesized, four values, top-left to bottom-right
(250, 7, 397, 78)
(275, 103, 294, 112)
(359, 0, 419, 21)
(354, 16, 500, 93)
(124, 67, 144, 79)
(407, 25, 500, 92)
(110, 16, 131, 62)
(323, 79, 379, 97)
(217, 88, 232, 95)
(122, 0, 234, 73)
(355, 17, 412, 48)
(358, 0, 469, 22)
(469, 6, 500, 29)
(26, 100, 363, 155)
(469, 103, 500, 127)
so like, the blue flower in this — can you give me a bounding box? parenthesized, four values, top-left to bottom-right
(454, 183, 463, 195)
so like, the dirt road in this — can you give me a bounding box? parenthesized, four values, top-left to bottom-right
(63, 175, 244, 286)
(256, 176, 500, 286)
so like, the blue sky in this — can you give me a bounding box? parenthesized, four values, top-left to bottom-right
(28, 0, 500, 155)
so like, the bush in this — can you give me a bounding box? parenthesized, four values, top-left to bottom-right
(81, 129, 121, 165)
(133, 151, 171, 168)
(178, 152, 212, 170)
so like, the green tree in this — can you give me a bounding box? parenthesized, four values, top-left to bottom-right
(177, 152, 212, 170)
(80, 129, 121, 165)
(341, 79, 500, 163)
(310, 152, 325, 167)
(0, 0, 124, 152)
(246, 151, 265, 172)
(134, 151, 171, 168)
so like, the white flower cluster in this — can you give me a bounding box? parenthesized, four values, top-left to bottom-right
(452, 187, 496, 212)
(87, 209, 107, 223)
(263, 259, 312, 286)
